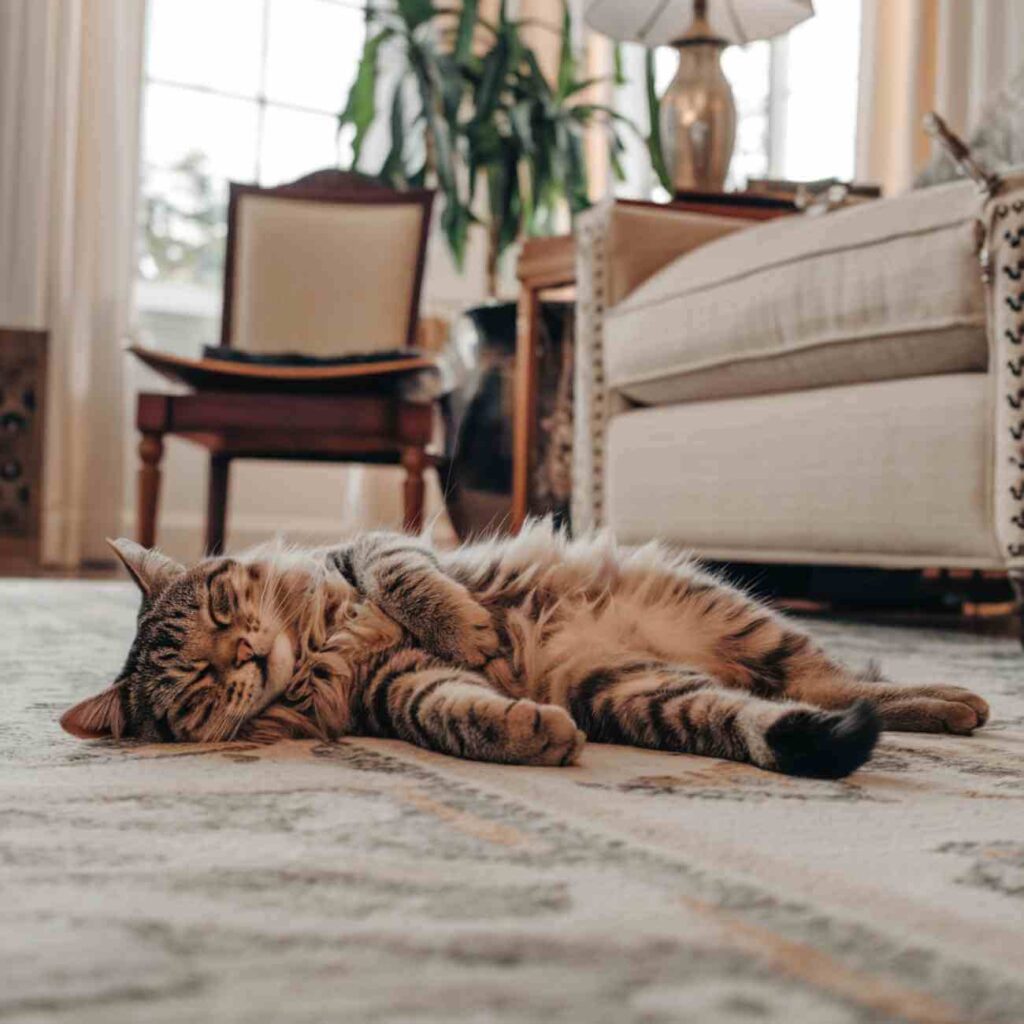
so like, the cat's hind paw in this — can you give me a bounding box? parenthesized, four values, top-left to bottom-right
(875, 684, 989, 734)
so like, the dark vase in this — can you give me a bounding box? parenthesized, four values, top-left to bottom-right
(441, 300, 574, 540)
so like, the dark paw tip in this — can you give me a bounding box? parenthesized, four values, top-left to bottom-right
(766, 699, 880, 780)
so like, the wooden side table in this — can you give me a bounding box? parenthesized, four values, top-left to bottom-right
(512, 195, 799, 533)
(513, 235, 577, 531)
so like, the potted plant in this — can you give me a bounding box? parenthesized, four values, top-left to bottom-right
(339, 0, 626, 292)
(338, 0, 629, 534)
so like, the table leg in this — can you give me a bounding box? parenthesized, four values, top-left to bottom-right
(205, 455, 231, 556)
(512, 286, 540, 533)
(402, 446, 426, 534)
(1011, 570, 1024, 650)
(137, 432, 164, 549)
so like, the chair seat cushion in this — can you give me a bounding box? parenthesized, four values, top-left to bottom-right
(603, 180, 988, 406)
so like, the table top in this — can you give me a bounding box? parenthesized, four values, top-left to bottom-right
(517, 192, 800, 290)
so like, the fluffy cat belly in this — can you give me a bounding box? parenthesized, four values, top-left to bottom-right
(494, 590, 719, 704)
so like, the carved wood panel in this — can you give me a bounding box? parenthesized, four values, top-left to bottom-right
(0, 330, 46, 567)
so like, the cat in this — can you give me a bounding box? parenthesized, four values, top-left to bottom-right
(60, 524, 990, 779)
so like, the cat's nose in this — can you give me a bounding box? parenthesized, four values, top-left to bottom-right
(235, 638, 256, 666)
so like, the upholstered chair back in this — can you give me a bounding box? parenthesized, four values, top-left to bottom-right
(221, 171, 433, 356)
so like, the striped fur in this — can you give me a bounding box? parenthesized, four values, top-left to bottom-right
(60, 524, 990, 779)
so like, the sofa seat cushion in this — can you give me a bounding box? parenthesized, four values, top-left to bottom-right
(605, 374, 997, 564)
(603, 180, 988, 406)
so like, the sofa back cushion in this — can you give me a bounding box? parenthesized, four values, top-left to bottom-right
(603, 179, 988, 406)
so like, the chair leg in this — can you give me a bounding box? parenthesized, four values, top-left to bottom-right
(137, 432, 164, 548)
(205, 455, 231, 556)
(401, 446, 426, 534)
(1010, 570, 1024, 650)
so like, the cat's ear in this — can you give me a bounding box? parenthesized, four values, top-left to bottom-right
(60, 684, 127, 739)
(107, 538, 184, 597)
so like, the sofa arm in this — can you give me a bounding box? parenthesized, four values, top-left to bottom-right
(572, 200, 752, 532)
(985, 180, 1024, 580)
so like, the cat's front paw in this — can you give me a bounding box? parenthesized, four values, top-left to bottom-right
(433, 594, 500, 668)
(504, 701, 586, 767)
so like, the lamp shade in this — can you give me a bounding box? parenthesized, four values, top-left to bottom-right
(584, 0, 814, 47)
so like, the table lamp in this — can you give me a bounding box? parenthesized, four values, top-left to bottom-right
(584, 0, 815, 191)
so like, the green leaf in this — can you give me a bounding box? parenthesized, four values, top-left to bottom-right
(612, 43, 626, 87)
(473, 26, 512, 126)
(397, 0, 435, 30)
(520, 50, 552, 103)
(407, 39, 454, 193)
(435, 51, 464, 126)
(566, 102, 632, 124)
(338, 28, 394, 171)
(559, 76, 610, 100)
(556, 1, 575, 101)
(441, 199, 474, 268)
(380, 82, 408, 187)
(486, 139, 522, 258)
(608, 125, 626, 182)
(509, 100, 534, 154)
(644, 49, 671, 192)
(453, 0, 477, 62)
(561, 124, 589, 214)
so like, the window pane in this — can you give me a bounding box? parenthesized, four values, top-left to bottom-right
(722, 42, 770, 117)
(265, 0, 366, 114)
(654, 46, 674, 94)
(139, 85, 259, 289)
(777, 0, 861, 180)
(138, 158, 228, 288)
(143, 83, 259, 182)
(722, 41, 770, 186)
(259, 106, 343, 185)
(146, 0, 265, 97)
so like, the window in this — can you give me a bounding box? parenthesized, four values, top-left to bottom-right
(770, 0, 862, 181)
(624, 0, 861, 194)
(136, 0, 365, 351)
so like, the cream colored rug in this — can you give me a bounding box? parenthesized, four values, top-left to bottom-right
(2, 580, 1023, 1024)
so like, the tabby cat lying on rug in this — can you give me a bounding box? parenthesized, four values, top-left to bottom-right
(61, 525, 990, 779)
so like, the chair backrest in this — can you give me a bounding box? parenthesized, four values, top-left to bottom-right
(221, 170, 434, 355)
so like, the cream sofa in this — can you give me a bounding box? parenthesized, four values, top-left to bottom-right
(573, 177, 1024, 634)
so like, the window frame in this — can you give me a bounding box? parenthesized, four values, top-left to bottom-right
(135, 0, 366, 325)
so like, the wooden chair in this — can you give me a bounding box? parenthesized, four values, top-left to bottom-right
(135, 170, 435, 554)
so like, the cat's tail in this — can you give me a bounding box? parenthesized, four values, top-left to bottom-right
(763, 699, 880, 780)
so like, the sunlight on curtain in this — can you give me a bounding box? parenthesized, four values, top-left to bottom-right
(0, 0, 145, 567)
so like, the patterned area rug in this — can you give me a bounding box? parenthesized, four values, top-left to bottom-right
(2, 580, 1023, 1024)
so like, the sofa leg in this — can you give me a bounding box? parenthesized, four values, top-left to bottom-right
(1011, 571, 1024, 650)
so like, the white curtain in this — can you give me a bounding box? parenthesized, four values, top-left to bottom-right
(0, 0, 145, 567)
(856, 0, 1024, 195)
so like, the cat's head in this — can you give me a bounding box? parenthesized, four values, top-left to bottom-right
(60, 540, 296, 742)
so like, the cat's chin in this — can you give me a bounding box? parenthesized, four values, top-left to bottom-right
(263, 632, 297, 706)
